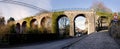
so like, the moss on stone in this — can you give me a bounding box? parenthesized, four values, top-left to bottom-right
(24, 16, 35, 28)
(52, 11, 64, 33)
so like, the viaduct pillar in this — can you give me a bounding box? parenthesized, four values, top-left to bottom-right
(69, 20, 74, 36)
(87, 13, 96, 34)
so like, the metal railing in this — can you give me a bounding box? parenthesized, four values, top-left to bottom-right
(50, 8, 95, 12)
(0, 0, 49, 13)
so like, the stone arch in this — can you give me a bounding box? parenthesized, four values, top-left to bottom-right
(73, 14, 88, 35)
(97, 16, 108, 31)
(57, 15, 70, 36)
(41, 17, 46, 27)
(30, 19, 38, 29)
(40, 16, 51, 28)
(40, 16, 52, 33)
(22, 21, 27, 33)
(22, 21, 27, 27)
(15, 23, 20, 33)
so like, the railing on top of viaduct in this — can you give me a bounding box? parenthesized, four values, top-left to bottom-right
(50, 8, 95, 12)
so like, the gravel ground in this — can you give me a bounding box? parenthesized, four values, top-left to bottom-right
(68, 31, 120, 49)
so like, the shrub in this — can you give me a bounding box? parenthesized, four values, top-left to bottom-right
(26, 28, 41, 34)
(0, 23, 69, 45)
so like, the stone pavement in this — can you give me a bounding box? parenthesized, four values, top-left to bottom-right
(68, 31, 120, 49)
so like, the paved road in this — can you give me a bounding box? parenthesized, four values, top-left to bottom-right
(0, 35, 86, 49)
(68, 31, 120, 49)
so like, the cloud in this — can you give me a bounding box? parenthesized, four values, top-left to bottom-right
(76, 22, 86, 30)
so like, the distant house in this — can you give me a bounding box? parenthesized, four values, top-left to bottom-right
(75, 27, 82, 33)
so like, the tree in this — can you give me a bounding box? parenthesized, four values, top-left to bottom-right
(90, 1, 112, 13)
(0, 17, 5, 26)
(7, 17, 15, 24)
(58, 17, 70, 36)
(59, 17, 69, 29)
(6, 17, 16, 33)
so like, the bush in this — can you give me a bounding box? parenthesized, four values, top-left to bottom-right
(0, 33, 59, 45)
(0, 25, 10, 35)
(26, 28, 40, 34)
(0, 24, 15, 38)
(0, 23, 69, 45)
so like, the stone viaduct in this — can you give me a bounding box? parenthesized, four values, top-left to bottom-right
(15, 9, 97, 36)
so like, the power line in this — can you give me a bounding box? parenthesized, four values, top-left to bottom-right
(0, 0, 49, 12)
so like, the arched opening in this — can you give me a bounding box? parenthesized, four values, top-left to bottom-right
(40, 17, 52, 32)
(15, 23, 20, 33)
(22, 21, 27, 33)
(74, 14, 87, 36)
(30, 19, 38, 29)
(41, 17, 46, 28)
(57, 15, 70, 37)
(97, 16, 108, 31)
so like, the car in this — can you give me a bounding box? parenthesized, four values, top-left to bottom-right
(75, 32, 82, 37)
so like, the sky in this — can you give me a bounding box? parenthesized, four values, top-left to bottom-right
(0, 0, 52, 21)
(75, 16, 86, 30)
(0, 0, 120, 21)
(51, 0, 120, 11)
